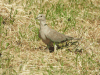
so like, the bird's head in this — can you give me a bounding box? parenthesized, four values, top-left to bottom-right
(36, 14, 46, 21)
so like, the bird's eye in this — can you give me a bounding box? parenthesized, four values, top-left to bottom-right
(41, 16, 42, 17)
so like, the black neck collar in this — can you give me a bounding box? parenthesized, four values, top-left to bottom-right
(44, 24, 47, 26)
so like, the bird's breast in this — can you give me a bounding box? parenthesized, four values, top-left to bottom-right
(39, 30, 53, 45)
(39, 30, 47, 40)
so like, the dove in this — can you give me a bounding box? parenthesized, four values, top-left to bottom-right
(36, 14, 80, 52)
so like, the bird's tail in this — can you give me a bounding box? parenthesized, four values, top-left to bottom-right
(66, 35, 81, 40)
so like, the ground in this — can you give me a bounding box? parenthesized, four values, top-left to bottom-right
(0, 0, 100, 75)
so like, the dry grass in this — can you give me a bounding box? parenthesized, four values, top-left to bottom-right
(0, 0, 100, 75)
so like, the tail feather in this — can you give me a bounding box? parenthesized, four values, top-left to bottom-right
(66, 35, 81, 40)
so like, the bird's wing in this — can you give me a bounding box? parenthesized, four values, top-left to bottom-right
(46, 28, 67, 43)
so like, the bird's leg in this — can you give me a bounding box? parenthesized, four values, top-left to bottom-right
(47, 45, 50, 49)
(53, 42, 57, 53)
(46, 45, 50, 52)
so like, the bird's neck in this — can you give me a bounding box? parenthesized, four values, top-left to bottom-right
(40, 20, 47, 29)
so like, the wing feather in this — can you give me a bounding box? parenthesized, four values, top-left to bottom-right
(46, 29, 66, 42)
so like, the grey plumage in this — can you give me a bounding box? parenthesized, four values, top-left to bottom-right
(36, 14, 80, 52)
